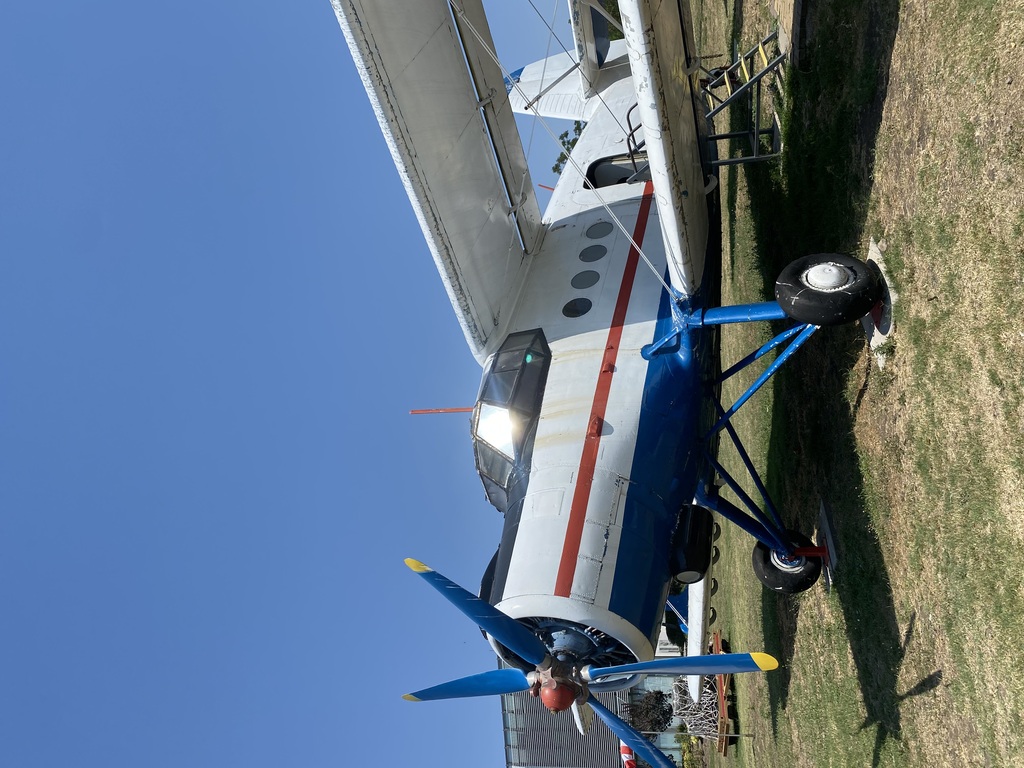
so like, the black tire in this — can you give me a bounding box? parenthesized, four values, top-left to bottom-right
(775, 254, 882, 326)
(751, 530, 822, 594)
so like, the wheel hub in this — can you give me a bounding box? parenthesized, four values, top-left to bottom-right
(801, 263, 856, 292)
(770, 550, 807, 573)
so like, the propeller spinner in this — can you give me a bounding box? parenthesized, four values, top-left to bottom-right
(402, 558, 777, 768)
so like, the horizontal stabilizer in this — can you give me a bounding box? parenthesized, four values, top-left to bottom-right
(507, 41, 631, 122)
(506, 52, 586, 121)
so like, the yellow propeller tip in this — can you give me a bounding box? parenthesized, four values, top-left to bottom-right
(402, 693, 422, 702)
(404, 558, 431, 573)
(751, 652, 779, 671)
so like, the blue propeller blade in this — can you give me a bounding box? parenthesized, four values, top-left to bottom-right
(584, 652, 777, 681)
(587, 697, 676, 768)
(404, 558, 549, 666)
(404, 668, 531, 702)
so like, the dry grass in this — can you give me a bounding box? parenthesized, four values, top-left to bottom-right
(696, 0, 1024, 766)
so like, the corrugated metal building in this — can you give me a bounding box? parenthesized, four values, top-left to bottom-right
(499, 689, 626, 768)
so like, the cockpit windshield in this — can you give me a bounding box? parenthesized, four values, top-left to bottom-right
(471, 329, 551, 512)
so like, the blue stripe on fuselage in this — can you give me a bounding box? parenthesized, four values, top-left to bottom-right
(608, 277, 711, 643)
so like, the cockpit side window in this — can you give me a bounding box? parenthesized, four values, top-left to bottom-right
(585, 153, 651, 189)
(472, 329, 551, 512)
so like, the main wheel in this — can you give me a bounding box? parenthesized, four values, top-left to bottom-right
(751, 530, 822, 594)
(775, 254, 882, 326)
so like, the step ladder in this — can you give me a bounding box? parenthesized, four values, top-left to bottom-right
(701, 31, 786, 167)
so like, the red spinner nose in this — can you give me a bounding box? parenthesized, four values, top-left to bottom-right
(540, 682, 577, 713)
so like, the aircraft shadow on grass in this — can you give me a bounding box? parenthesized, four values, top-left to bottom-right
(720, 0, 944, 763)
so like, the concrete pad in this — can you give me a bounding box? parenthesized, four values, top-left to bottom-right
(769, 0, 804, 67)
(860, 237, 900, 369)
(817, 497, 839, 592)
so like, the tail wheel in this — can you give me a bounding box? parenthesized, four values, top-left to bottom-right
(775, 254, 882, 326)
(751, 530, 822, 594)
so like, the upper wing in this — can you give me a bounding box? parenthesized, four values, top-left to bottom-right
(332, 0, 543, 361)
(618, 0, 711, 296)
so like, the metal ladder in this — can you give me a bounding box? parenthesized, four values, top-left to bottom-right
(623, 103, 651, 182)
(701, 31, 786, 167)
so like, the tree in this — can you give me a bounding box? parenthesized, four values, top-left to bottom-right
(624, 690, 674, 734)
(551, 120, 584, 175)
(601, 0, 623, 40)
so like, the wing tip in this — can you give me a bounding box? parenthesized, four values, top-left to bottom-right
(402, 693, 422, 702)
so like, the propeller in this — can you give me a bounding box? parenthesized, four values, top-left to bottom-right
(402, 558, 777, 766)
(403, 669, 532, 702)
(571, 699, 595, 735)
(404, 558, 548, 666)
(403, 651, 776, 703)
(589, 697, 675, 768)
(582, 652, 777, 680)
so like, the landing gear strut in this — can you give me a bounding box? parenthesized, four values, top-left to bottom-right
(680, 252, 878, 595)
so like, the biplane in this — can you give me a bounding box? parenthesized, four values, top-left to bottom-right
(332, 1, 880, 765)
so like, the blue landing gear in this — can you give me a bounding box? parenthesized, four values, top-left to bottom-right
(651, 254, 876, 595)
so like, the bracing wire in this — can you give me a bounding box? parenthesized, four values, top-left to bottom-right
(498, 0, 562, 328)
(522, 0, 560, 163)
(448, 0, 676, 299)
(522, 0, 632, 141)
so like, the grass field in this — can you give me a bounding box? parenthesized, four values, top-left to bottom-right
(691, 0, 1024, 766)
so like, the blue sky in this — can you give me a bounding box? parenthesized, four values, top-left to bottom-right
(1, 2, 573, 766)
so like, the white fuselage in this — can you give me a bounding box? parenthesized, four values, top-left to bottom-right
(479, 74, 715, 668)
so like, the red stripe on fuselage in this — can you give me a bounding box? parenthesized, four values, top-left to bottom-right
(554, 182, 655, 597)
